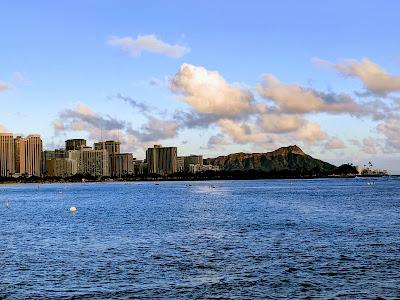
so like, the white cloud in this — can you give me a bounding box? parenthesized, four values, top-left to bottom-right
(169, 64, 347, 151)
(377, 118, 400, 152)
(324, 137, 346, 150)
(294, 122, 328, 145)
(52, 120, 65, 131)
(362, 137, 378, 155)
(257, 75, 361, 114)
(0, 82, 9, 91)
(257, 75, 323, 113)
(207, 133, 230, 149)
(257, 113, 305, 133)
(217, 119, 266, 144)
(128, 116, 178, 142)
(58, 102, 124, 131)
(315, 57, 400, 95)
(215, 117, 329, 148)
(350, 137, 380, 155)
(170, 63, 256, 117)
(108, 34, 190, 58)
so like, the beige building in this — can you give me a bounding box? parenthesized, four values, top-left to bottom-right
(188, 163, 201, 174)
(42, 149, 65, 174)
(133, 160, 147, 175)
(14, 136, 24, 174)
(46, 158, 77, 177)
(65, 139, 87, 151)
(146, 145, 177, 175)
(0, 133, 15, 177)
(113, 153, 134, 177)
(94, 140, 121, 154)
(184, 155, 203, 172)
(14, 135, 43, 177)
(202, 164, 220, 172)
(94, 141, 121, 176)
(177, 156, 185, 172)
(67, 148, 110, 177)
(176, 155, 203, 173)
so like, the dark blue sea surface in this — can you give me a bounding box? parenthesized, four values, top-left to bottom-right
(0, 178, 399, 299)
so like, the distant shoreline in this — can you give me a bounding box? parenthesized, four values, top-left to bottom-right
(1, 174, 394, 187)
(3, 174, 391, 186)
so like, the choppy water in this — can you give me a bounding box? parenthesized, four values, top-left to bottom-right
(0, 178, 399, 299)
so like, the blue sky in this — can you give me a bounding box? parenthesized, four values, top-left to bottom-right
(1, 1, 400, 172)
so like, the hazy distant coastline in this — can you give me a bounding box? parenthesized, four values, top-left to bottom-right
(0, 173, 368, 186)
(1, 145, 388, 185)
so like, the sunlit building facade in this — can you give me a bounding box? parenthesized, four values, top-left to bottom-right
(13, 135, 43, 177)
(46, 158, 77, 177)
(94, 141, 121, 176)
(114, 153, 134, 177)
(146, 145, 177, 175)
(0, 133, 15, 177)
(67, 148, 110, 177)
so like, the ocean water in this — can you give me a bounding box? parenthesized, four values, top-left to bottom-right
(0, 178, 399, 299)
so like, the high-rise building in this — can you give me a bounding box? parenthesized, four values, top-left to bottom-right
(184, 155, 203, 172)
(65, 139, 86, 151)
(177, 156, 185, 172)
(0, 133, 15, 177)
(94, 141, 121, 176)
(46, 158, 77, 177)
(42, 149, 65, 174)
(94, 141, 121, 154)
(67, 148, 110, 177)
(14, 136, 24, 175)
(114, 153, 134, 177)
(43, 149, 65, 160)
(146, 145, 177, 175)
(13, 135, 43, 177)
(133, 160, 147, 176)
(23, 135, 43, 177)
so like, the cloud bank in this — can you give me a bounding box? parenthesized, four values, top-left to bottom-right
(169, 63, 340, 150)
(315, 57, 400, 95)
(53, 102, 178, 151)
(50, 57, 400, 160)
(257, 75, 361, 114)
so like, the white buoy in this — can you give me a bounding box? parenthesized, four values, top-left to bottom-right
(69, 206, 77, 213)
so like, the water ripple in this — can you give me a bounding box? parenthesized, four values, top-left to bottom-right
(0, 178, 399, 299)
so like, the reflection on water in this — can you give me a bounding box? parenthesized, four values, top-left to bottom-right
(1, 178, 400, 298)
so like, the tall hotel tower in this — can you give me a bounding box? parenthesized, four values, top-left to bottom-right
(94, 141, 121, 176)
(15, 135, 43, 177)
(146, 145, 177, 175)
(0, 133, 15, 177)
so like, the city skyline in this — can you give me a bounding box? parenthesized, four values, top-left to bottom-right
(1, 1, 400, 173)
(0, 132, 223, 178)
(0, 132, 387, 179)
